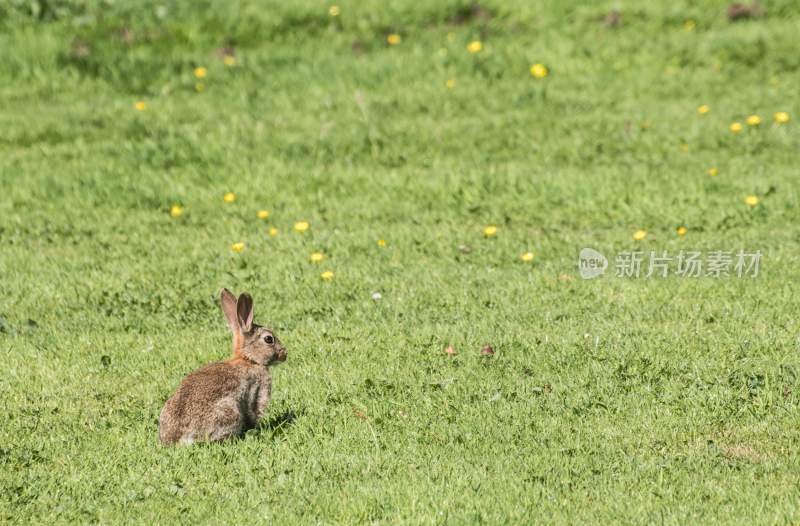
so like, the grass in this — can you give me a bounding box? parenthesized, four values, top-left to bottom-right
(1, 0, 800, 523)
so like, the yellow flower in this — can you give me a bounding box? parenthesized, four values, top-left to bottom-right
(707, 167, 718, 177)
(223, 55, 236, 67)
(310, 252, 324, 263)
(321, 270, 334, 280)
(377, 239, 386, 247)
(446, 79, 456, 89)
(231, 242, 245, 253)
(257, 210, 270, 220)
(483, 225, 498, 237)
(730, 122, 743, 133)
(676, 226, 688, 236)
(697, 104, 709, 114)
(223, 192, 236, 203)
(683, 19, 695, 30)
(194, 67, 207, 79)
(633, 229, 647, 241)
(530, 63, 548, 79)
(195, 83, 205, 93)
(466, 40, 482, 53)
(744, 195, 759, 207)
(680, 143, 689, 152)
(268, 227, 279, 236)
(774, 111, 790, 124)
(746, 115, 761, 126)
(293, 221, 310, 232)
(134, 101, 146, 111)
(387, 34, 401, 45)
(328, 5, 340, 16)
(169, 205, 183, 218)
(521, 252, 535, 262)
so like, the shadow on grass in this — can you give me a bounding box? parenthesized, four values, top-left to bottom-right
(252, 409, 303, 440)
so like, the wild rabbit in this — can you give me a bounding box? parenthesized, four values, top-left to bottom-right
(159, 289, 287, 445)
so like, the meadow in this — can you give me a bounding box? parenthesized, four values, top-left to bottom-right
(1, 0, 799, 523)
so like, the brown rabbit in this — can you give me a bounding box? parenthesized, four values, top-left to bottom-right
(158, 289, 287, 445)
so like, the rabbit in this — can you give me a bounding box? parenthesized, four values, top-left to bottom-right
(158, 289, 287, 445)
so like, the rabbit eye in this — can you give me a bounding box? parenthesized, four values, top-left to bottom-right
(264, 335, 274, 345)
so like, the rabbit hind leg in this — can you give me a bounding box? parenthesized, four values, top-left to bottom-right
(207, 402, 244, 442)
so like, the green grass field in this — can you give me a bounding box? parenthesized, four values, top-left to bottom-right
(2, 0, 799, 523)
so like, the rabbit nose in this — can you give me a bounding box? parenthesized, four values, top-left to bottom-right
(275, 347, 287, 361)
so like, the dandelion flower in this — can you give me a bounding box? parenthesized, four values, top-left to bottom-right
(231, 242, 245, 253)
(633, 229, 647, 241)
(774, 111, 790, 124)
(521, 252, 535, 262)
(328, 5, 340, 16)
(377, 239, 386, 247)
(169, 205, 183, 218)
(194, 67, 207, 79)
(530, 63, 548, 79)
(744, 195, 759, 207)
(294, 221, 310, 233)
(707, 167, 718, 177)
(483, 225, 498, 237)
(310, 252, 324, 263)
(746, 115, 761, 126)
(257, 210, 270, 220)
(676, 226, 688, 236)
(268, 227, 279, 236)
(467, 40, 482, 53)
(134, 101, 146, 111)
(697, 104, 709, 114)
(223, 55, 236, 67)
(730, 122, 743, 133)
(446, 79, 456, 89)
(371, 292, 382, 301)
(223, 192, 236, 203)
(683, 19, 695, 30)
(321, 270, 334, 280)
(387, 34, 401, 45)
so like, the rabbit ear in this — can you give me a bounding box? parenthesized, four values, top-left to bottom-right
(220, 288, 239, 334)
(237, 293, 254, 332)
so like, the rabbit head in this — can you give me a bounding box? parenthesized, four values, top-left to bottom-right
(220, 288, 287, 366)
